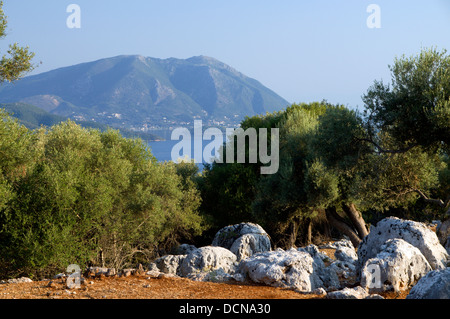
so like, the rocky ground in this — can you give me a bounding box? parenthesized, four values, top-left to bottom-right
(0, 271, 410, 300)
(0, 275, 322, 299)
(1, 217, 448, 300)
(0, 246, 408, 300)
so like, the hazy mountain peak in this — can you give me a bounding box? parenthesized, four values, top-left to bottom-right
(0, 55, 289, 130)
(187, 55, 219, 64)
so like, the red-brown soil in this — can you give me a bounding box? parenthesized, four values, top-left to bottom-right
(0, 245, 409, 299)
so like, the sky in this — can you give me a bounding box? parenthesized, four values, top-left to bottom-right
(1, 0, 450, 110)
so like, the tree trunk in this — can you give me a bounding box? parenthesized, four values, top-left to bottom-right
(325, 207, 362, 247)
(305, 218, 312, 246)
(342, 203, 369, 239)
(287, 216, 300, 248)
(99, 249, 105, 268)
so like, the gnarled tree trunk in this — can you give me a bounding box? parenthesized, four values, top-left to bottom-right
(325, 204, 369, 247)
(342, 203, 369, 238)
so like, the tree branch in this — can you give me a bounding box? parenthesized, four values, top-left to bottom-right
(414, 189, 446, 208)
(358, 138, 418, 154)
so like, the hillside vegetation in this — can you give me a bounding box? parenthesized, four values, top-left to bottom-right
(0, 55, 289, 130)
(0, 102, 160, 141)
(0, 24, 448, 281)
(0, 112, 204, 279)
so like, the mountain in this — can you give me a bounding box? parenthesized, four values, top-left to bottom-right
(0, 102, 160, 141)
(0, 55, 289, 131)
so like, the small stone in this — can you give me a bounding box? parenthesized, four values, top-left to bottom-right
(5, 277, 33, 284)
(121, 269, 134, 277)
(326, 286, 369, 299)
(312, 287, 327, 296)
(53, 273, 66, 279)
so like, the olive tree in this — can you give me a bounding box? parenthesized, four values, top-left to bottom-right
(0, 1, 36, 83)
(363, 47, 450, 215)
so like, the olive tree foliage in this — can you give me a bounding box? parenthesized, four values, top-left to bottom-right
(0, 117, 204, 278)
(0, 109, 38, 212)
(363, 47, 450, 215)
(0, 1, 36, 83)
(200, 49, 448, 248)
(0, 2, 36, 214)
(197, 112, 283, 244)
(201, 102, 372, 247)
(363, 47, 450, 151)
(303, 107, 372, 246)
(252, 102, 329, 247)
(250, 101, 446, 248)
(309, 106, 447, 245)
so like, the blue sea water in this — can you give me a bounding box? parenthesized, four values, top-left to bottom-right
(148, 138, 215, 171)
(148, 139, 181, 162)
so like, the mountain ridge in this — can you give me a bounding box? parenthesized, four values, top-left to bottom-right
(0, 55, 289, 131)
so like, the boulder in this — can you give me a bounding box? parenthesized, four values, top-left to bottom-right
(146, 263, 162, 277)
(171, 244, 198, 255)
(437, 219, 450, 255)
(238, 248, 322, 292)
(326, 286, 384, 299)
(300, 243, 357, 288)
(335, 246, 358, 263)
(357, 217, 448, 270)
(320, 238, 354, 251)
(180, 246, 237, 278)
(406, 267, 450, 299)
(230, 233, 271, 261)
(360, 238, 432, 292)
(185, 268, 236, 282)
(328, 260, 357, 285)
(212, 222, 270, 250)
(326, 286, 369, 299)
(297, 244, 328, 260)
(152, 254, 187, 275)
(298, 244, 341, 290)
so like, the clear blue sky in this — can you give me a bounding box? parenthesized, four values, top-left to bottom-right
(1, 0, 450, 110)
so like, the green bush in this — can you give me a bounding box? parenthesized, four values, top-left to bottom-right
(0, 113, 205, 279)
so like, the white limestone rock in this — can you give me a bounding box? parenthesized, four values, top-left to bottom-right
(238, 248, 322, 293)
(180, 246, 237, 277)
(406, 267, 450, 299)
(230, 233, 271, 261)
(361, 238, 432, 292)
(357, 217, 448, 271)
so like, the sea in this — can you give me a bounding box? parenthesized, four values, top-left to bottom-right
(148, 137, 215, 171)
